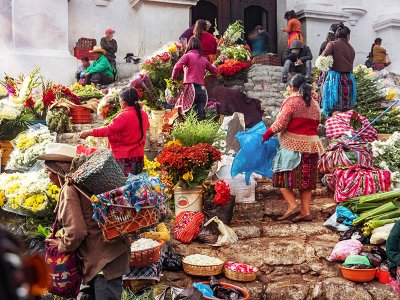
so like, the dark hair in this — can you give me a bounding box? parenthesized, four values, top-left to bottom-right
(186, 36, 203, 56)
(193, 19, 207, 39)
(120, 87, 144, 141)
(290, 74, 312, 107)
(284, 10, 296, 20)
(371, 38, 383, 56)
(81, 56, 89, 62)
(326, 23, 340, 42)
(335, 22, 351, 39)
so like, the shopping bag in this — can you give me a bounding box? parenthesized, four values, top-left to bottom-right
(385, 54, 392, 66)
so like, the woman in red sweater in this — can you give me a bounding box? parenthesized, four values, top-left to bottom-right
(262, 74, 324, 222)
(193, 19, 217, 58)
(80, 87, 150, 176)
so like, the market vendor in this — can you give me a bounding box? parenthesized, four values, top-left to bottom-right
(80, 87, 150, 176)
(321, 22, 356, 116)
(193, 19, 217, 58)
(100, 28, 118, 69)
(38, 143, 130, 299)
(83, 46, 114, 86)
(262, 74, 324, 222)
(172, 36, 218, 120)
(387, 220, 400, 279)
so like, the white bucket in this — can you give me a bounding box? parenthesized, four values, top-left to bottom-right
(174, 186, 203, 216)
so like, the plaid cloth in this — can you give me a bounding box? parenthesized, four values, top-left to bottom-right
(175, 83, 195, 113)
(325, 110, 377, 142)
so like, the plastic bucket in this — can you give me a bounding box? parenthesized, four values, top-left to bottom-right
(376, 269, 391, 284)
(174, 186, 203, 216)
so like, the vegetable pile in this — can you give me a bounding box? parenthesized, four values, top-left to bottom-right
(71, 83, 105, 100)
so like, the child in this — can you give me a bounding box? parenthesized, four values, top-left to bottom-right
(75, 56, 91, 82)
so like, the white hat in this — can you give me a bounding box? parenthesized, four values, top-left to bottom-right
(37, 143, 76, 162)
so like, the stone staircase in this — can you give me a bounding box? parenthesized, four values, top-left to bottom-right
(167, 181, 398, 299)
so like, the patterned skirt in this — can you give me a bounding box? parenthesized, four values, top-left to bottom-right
(117, 156, 144, 176)
(272, 153, 319, 190)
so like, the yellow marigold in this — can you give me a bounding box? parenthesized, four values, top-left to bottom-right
(386, 88, 397, 101)
(166, 140, 182, 148)
(168, 44, 177, 53)
(0, 191, 6, 207)
(182, 171, 194, 182)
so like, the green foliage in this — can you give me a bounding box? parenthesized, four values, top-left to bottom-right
(46, 107, 72, 134)
(220, 45, 251, 62)
(222, 20, 245, 46)
(171, 112, 222, 146)
(121, 289, 155, 300)
(142, 61, 173, 100)
(0, 110, 35, 140)
(37, 224, 51, 238)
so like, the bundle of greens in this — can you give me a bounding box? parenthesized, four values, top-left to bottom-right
(46, 107, 72, 134)
(71, 83, 105, 100)
(341, 190, 400, 236)
(171, 112, 222, 146)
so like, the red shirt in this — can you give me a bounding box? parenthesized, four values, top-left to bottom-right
(93, 107, 150, 159)
(200, 32, 217, 56)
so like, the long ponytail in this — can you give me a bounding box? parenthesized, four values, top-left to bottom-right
(290, 74, 312, 107)
(120, 87, 144, 141)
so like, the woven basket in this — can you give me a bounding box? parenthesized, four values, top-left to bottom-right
(123, 279, 156, 293)
(183, 261, 224, 276)
(223, 266, 257, 282)
(130, 240, 164, 267)
(340, 266, 378, 283)
(100, 204, 161, 241)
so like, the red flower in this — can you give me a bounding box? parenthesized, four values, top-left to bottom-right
(24, 97, 35, 109)
(42, 90, 56, 107)
(214, 180, 230, 206)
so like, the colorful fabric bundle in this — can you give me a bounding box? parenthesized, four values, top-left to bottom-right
(318, 141, 373, 174)
(327, 165, 391, 203)
(325, 110, 377, 142)
(174, 211, 204, 244)
(91, 173, 167, 224)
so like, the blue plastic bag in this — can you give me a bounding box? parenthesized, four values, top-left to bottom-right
(193, 283, 216, 298)
(231, 121, 279, 184)
(336, 206, 359, 226)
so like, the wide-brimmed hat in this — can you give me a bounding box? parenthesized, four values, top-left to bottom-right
(89, 46, 106, 55)
(37, 143, 76, 162)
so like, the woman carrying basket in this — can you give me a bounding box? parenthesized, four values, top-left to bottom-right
(80, 87, 150, 176)
(38, 143, 130, 300)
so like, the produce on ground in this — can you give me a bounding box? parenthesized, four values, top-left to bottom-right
(183, 254, 223, 266)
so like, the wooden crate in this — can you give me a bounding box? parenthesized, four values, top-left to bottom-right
(0, 140, 13, 169)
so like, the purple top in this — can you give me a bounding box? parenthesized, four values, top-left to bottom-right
(180, 25, 195, 42)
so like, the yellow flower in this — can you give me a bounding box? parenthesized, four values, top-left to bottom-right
(167, 44, 177, 53)
(386, 88, 397, 101)
(166, 140, 182, 148)
(182, 171, 194, 182)
(0, 191, 6, 207)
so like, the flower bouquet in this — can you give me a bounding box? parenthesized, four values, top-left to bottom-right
(218, 59, 251, 78)
(219, 45, 251, 63)
(143, 155, 161, 177)
(131, 72, 163, 110)
(97, 88, 121, 119)
(220, 21, 245, 47)
(315, 55, 334, 71)
(157, 141, 222, 188)
(1, 170, 60, 215)
(6, 125, 55, 171)
(164, 78, 183, 105)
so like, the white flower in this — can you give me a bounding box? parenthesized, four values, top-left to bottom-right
(315, 56, 333, 72)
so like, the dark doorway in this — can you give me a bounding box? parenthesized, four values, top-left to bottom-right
(190, 1, 218, 34)
(244, 6, 267, 40)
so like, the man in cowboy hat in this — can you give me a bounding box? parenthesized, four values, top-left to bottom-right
(38, 143, 130, 299)
(100, 28, 118, 69)
(83, 46, 114, 86)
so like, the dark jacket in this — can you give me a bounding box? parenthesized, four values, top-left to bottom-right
(387, 221, 400, 276)
(100, 37, 118, 59)
(321, 38, 355, 73)
(283, 40, 313, 63)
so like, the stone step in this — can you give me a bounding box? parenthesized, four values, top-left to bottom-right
(169, 235, 398, 299)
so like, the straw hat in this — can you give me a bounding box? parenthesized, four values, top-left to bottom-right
(89, 46, 107, 55)
(37, 143, 76, 162)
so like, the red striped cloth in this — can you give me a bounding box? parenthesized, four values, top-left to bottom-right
(175, 83, 195, 113)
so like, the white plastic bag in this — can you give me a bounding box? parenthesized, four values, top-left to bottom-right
(329, 239, 363, 262)
(370, 223, 395, 245)
(204, 216, 238, 246)
(323, 212, 351, 232)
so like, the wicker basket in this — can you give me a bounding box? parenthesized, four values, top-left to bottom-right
(100, 204, 161, 241)
(130, 240, 164, 267)
(223, 266, 257, 282)
(70, 106, 91, 124)
(340, 266, 378, 283)
(123, 279, 156, 293)
(183, 261, 224, 276)
(201, 281, 250, 300)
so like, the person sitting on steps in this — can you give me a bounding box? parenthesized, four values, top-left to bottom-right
(83, 46, 115, 86)
(282, 40, 313, 84)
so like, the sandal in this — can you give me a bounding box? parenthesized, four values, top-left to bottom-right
(292, 214, 312, 223)
(277, 206, 300, 221)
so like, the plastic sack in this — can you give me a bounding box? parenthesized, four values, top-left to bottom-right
(336, 206, 359, 226)
(323, 213, 351, 232)
(370, 223, 395, 245)
(162, 244, 183, 272)
(231, 121, 279, 184)
(203, 216, 238, 246)
(155, 286, 203, 300)
(226, 174, 258, 204)
(329, 239, 363, 262)
(193, 283, 215, 298)
(339, 227, 365, 243)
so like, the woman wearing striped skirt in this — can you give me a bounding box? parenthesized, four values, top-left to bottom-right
(262, 74, 324, 222)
